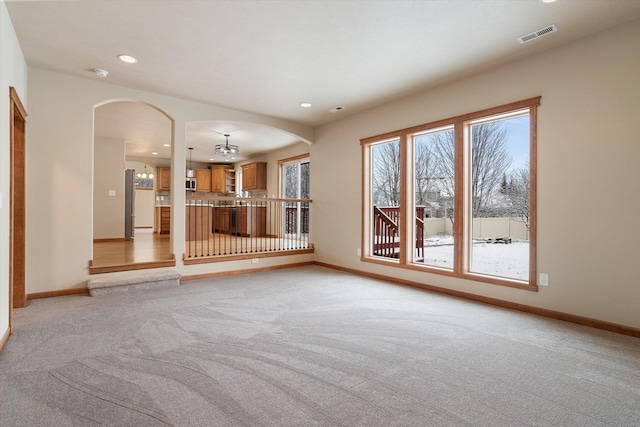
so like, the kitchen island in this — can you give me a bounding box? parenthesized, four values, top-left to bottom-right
(185, 204, 213, 241)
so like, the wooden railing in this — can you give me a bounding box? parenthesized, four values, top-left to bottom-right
(373, 206, 425, 260)
(184, 197, 313, 263)
(415, 216, 424, 261)
(373, 206, 398, 258)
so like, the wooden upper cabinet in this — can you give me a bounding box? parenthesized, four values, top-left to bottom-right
(210, 166, 228, 193)
(225, 168, 236, 194)
(241, 162, 267, 190)
(157, 166, 171, 191)
(195, 169, 211, 192)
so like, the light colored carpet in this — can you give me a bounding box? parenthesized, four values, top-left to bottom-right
(1, 265, 639, 426)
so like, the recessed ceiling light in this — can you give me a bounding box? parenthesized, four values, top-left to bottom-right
(163, 144, 170, 147)
(209, 158, 215, 161)
(329, 106, 344, 113)
(152, 152, 158, 155)
(300, 102, 312, 108)
(540, 0, 557, 3)
(117, 54, 138, 64)
(94, 68, 108, 78)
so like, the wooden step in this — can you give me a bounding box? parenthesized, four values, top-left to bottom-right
(87, 271, 181, 296)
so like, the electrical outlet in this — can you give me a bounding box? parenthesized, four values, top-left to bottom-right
(357, 248, 361, 257)
(251, 258, 259, 264)
(539, 273, 549, 286)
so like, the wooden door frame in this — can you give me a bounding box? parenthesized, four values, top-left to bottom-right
(9, 86, 28, 333)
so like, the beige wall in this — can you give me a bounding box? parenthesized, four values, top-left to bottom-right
(93, 137, 125, 239)
(134, 189, 155, 229)
(25, 66, 315, 292)
(0, 0, 28, 341)
(125, 161, 156, 228)
(310, 19, 640, 329)
(17, 16, 640, 331)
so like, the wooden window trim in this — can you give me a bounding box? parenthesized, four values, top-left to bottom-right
(361, 97, 540, 291)
(277, 153, 310, 166)
(360, 97, 540, 145)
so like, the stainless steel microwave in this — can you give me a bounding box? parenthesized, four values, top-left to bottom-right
(186, 178, 196, 191)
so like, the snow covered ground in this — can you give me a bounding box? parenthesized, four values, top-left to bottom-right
(419, 236, 529, 281)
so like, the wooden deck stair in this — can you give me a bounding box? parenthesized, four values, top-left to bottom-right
(373, 206, 424, 261)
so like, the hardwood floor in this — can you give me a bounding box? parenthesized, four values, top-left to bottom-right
(90, 229, 312, 273)
(91, 230, 174, 273)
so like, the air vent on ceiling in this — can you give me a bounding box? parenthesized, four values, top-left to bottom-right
(517, 24, 558, 44)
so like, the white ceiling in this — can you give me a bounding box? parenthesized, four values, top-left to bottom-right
(8, 0, 640, 162)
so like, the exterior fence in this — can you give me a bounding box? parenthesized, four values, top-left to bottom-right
(424, 217, 529, 240)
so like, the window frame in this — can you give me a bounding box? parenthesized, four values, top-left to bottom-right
(278, 153, 310, 199)
(361, 97, 540, 291)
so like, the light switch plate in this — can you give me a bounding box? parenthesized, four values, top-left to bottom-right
(539, 273, 549, 286)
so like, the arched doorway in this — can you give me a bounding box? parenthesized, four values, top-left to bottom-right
(90, 100, 175, 272)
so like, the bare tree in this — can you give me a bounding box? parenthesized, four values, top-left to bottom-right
(372, 141, 401, 206)
(430, 123, 511, 219)
(429, 129, 456, 222)
(300, 161, 310, 199)
(372, 123, 511, 220)
(283, 163, 299, 198)
(283, 161, 310, 199)
(507, 163, 530, 230)
(470, 122, 512, 217)
(414, 138, 439, 206)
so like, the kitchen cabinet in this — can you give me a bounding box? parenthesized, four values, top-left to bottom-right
(155, 206, 170, 234)
(212, 205, 266, 237)
(211, 165, 235, 193)
(213, 207, 231, 234)
(157, 166, 171, 191)
(241, 162, 267, 191)
(236, 205, 266, 237)
(195, 169, 211, 192)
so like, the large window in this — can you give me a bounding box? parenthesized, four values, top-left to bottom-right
(279, 154, 310, 237)
(281, 156, 310, 200)
(362, 98, 539, 289)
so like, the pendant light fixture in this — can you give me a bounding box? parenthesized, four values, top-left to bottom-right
(215, 134, 239, 156)
(136, 164, 154, 179)
(186, 147, 195, 178)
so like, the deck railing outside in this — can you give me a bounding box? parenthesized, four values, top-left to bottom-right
(184, 197, 313, 262)
(373, 205, 425, 260)
(373, 206, 398, 258)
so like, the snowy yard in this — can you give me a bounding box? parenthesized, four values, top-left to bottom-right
(420, 236, 529, 281)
